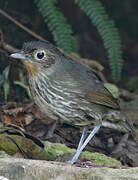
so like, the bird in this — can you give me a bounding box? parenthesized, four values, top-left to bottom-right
(10, 41, 130, 163)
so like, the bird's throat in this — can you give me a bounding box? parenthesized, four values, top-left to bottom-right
(23, 61, 37, 77)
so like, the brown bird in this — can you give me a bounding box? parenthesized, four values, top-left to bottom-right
(10, 41, 130, 163)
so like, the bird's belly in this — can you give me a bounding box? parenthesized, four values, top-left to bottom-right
(29, 76, 103, 126)
(33, 89, 87, 125)
(33, 89, 103, 126)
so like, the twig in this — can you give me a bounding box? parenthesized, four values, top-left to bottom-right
(0, 26, 18, 52)
(0, 26, 4, 43)
(0, 8, 47, 42)
(6, 136, 29, 159)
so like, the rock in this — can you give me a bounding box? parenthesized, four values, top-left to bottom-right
(0, 158, 138, 180)
(0, 151, 11, 158)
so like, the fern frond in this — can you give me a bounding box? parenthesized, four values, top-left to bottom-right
(75, 0, 123, 82)
(34, 0, 77, 53)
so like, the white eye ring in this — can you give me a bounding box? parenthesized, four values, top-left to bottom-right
(34, 50, 46, 60)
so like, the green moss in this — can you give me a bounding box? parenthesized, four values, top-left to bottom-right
(44, 141, 122, 166)
(0, 134, 53, 160)
(0, 134, 122, 166)
(81, 151, 122, 166)
(44, 141, 76, 157)
(0, 134, 20, 155)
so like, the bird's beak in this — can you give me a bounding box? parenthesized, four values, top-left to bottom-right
(10, 52, 29, 60)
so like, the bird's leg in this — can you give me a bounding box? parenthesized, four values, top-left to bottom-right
(77, 127, 87, 151)
(68, 125, 101, 164)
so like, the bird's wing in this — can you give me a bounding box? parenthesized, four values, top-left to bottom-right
(86, 90, 120, 110)
(63, 56, 120, 110)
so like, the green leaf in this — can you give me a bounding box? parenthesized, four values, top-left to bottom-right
(3, 81, 10, 101)
(75, 0, 123, 82)
(34, 0, 77, 53)
(0, 75, 4, 85)
(3, 65, 10, 80)
(104, 83, 119, 99)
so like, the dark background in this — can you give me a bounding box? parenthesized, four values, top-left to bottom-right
(0, 0, 138, 101)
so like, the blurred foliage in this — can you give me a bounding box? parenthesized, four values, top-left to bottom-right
(125, 76, 138, 92)
(34, 0, 77, 53)
(34, 0, 123, 82)
(0, 66, 10, 101)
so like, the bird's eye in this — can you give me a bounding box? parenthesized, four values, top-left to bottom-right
(34, 50, 46, 60)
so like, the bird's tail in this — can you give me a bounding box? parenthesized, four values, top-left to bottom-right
(123, 119, 137, 140)
(103, 110, 137, 140)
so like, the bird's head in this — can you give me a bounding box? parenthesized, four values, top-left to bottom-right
(10, 41, 61, 77)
